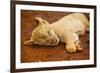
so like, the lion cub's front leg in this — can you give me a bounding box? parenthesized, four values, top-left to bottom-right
(64, 30, 82, 53)
(64, 31, 76, 53)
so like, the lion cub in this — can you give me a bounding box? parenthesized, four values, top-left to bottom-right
(24, 13, 89, 53)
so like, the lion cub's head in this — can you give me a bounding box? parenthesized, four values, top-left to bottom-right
(24, 17, 59, 46)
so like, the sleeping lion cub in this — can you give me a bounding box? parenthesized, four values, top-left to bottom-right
(24, 13, 89, 53)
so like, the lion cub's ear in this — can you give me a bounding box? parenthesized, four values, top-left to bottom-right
(35, 17, 50, 26)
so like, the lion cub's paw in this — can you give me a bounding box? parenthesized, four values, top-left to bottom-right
(66, 41, 83, 53)
(66, 44, 77, 53)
